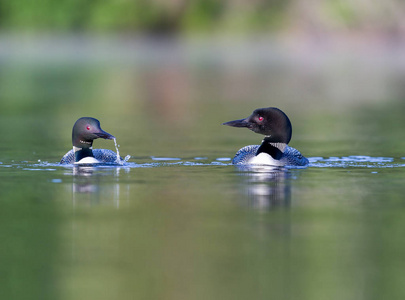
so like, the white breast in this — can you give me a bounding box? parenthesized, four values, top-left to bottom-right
(248, 152, 284, 166)
(74, 157, 101, 164)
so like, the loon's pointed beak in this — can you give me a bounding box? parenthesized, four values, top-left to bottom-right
(95, 130, 115, 140)
(222, 117, 252, 128)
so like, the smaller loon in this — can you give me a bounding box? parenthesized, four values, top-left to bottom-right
(60, 117, 119, 164)
(222, 107, 308, 166)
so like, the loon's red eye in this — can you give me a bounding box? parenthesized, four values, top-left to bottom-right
(258, 116, 264, 121)
(86, 126, 91, 130)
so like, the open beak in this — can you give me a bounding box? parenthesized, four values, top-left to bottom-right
(222, 117, 252, 128)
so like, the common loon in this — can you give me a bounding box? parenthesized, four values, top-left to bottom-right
(60, 117, 119, 164)
(222, 107, 308, 167)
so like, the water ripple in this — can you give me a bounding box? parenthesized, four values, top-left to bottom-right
(309, 156, 404, 168)
(2, 156, 405, 172)
(9, 156, 233, 171)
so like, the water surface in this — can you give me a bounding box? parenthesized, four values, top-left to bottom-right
(2, 36, 405, 300)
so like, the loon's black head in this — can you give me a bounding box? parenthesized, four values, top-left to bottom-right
(222, 107, 292, 144)
(72, 117, 115, 148)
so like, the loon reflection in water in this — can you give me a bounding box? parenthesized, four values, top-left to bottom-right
(235, 165, 295, 210)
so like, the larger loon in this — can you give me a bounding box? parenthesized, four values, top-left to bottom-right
(222, 107, 308, 167)
(60, 117, 119, 164)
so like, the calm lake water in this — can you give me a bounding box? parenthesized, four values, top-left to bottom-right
(2, 35, 405, 300)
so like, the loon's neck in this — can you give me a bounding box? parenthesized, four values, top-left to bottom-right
(73, 146, 94, 162)
(255, 138, 287, 160)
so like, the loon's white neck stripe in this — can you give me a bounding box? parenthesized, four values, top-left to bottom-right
(261, 140, 287, 153)
(73, 146, 92, 152)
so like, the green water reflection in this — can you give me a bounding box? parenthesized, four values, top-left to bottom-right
(2, 37, 405, 300)
(3, 164, 405, 300)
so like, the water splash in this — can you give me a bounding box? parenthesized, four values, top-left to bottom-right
(113, 138, 125, 164)
(112, 138, 131, 164)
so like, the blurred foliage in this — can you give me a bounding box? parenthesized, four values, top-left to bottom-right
(0, 0, 283, 33)
(0, 0, 403, 34)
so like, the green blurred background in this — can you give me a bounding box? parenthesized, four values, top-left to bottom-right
(0, 0, 403, 35)
(2, 0, 405, 160)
